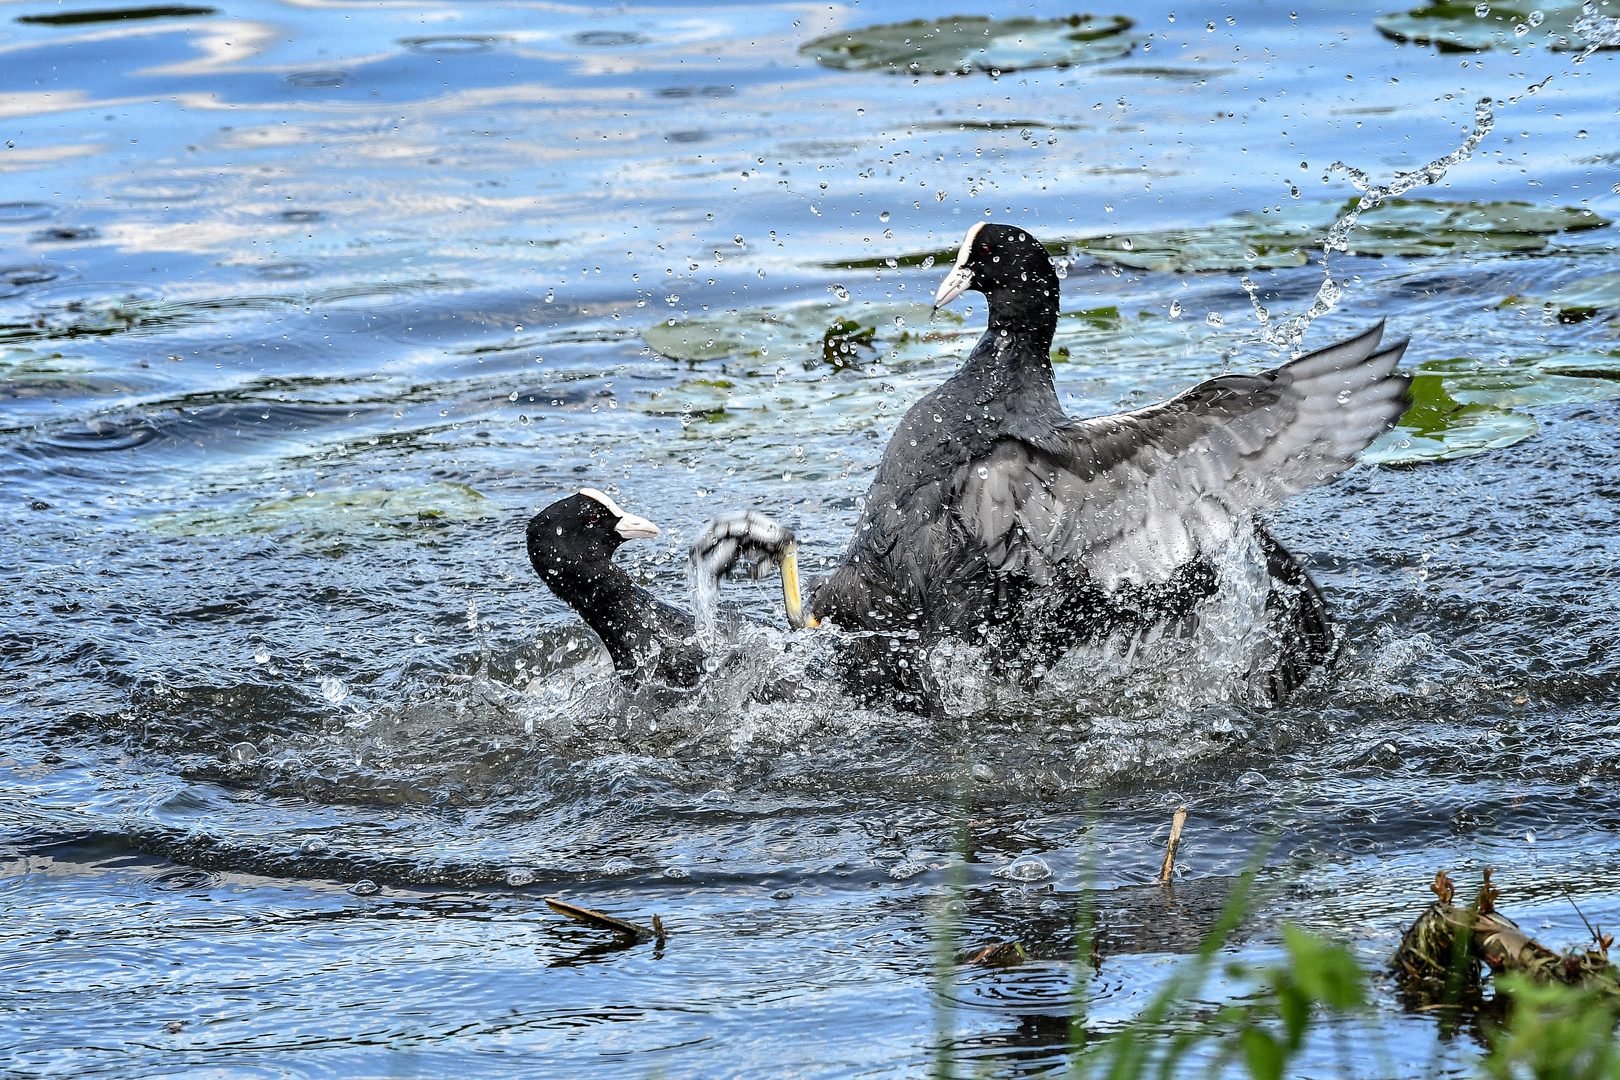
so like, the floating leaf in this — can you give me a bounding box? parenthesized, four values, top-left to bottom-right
(1532, 273, 1620, 321)
(1335, 198, 1610, 257)
(800, 14, 1139, 75)
(1365, 373, 1537, 465)
(643, 302, 938, 362)
(141, 482, 492, 538)
(1374, 2, 1603, 52)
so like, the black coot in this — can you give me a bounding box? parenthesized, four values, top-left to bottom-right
(805, 223, 1412, 706)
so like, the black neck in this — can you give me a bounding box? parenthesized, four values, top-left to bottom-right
(537, 558, 655, 673)
(983, 284, 1059, 350)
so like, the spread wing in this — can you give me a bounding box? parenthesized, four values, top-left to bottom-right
(955, 322, 1411, 591)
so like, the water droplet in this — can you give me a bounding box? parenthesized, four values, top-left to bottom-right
(879, 211, 890, 222)
(771, 889, 794, 900)
(253, 646, 270, 665)
(664, 866, 689, 879)
(518, 414, 531, 425)
(732, 234, 744, 246)
(1040, 899, 1062, 914)
(935, 190, 947, 202)
(1205, 312, 1224, 326)
(921, 255, 936, 269)
(855, 107, 865, 116)
(995, 855, 1053, 882)
(319, 676, 347, 705)
(1169, 299, 1182, 318)
(1121, 237, 1134, 250)
(1475, 2, 1489, 15)
(1528, 9, 1544, 26)
(300, 837, 329, 855)
(602, 856, 635, 874)
(831, 284, 849, 301)
(350, 879, 379, 896)
(508, 390, 518, 401)
(1525, 830, 1536, 844)
(228, 741, 259, 763)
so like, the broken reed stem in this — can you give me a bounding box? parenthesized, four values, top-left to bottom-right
(1160, 805, 1188, 884)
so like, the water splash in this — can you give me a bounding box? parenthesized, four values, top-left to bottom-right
(1244, 98, 1496, 357)
(1573, 0, 1620, 59)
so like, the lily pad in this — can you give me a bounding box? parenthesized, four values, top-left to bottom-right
(1333, 198, 1610, 257)
(1072, 221, 1310, 273)
(1374, 2, 1606, 52)
(1420, 353, 1620, 409)
(142, 482, 492, 538)
(1532, 273, 1620, 321)
(643, 302, 940, 364)
(1365, 373, 1538, 465)
(800, 14, 1139, 75)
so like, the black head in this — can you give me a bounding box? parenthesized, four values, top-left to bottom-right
(526, 488, 660, 581)
(932, 222, 1060, 334)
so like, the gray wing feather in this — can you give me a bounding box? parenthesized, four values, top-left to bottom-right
(957, 322, 1410, 591)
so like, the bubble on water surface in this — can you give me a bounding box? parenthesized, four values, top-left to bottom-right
(120, 179, 207, 202)
(286, 71, 349, 89)
(228, 741, 259, 763)
(300, 837, 329, 855)
(0, 264, 63, 298)
(771, 889, 793, 900)
(994, 855, 1053, 882)
(32, 226, 99, 244)
(663, 866, 689, 879)
(506, 867, 536, 887)
(399, 35, 504, 54)
(572, 30, 647, 47)
(0, 202, 58, 223)
(349, 879, 379, 896)
(253, 647, 270, 665)
(889, 861, 928, 880)
(699, 788, 732, 806)
(601, 856, 635, 874)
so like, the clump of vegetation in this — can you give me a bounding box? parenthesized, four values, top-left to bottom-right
(819, 317, 876, 370)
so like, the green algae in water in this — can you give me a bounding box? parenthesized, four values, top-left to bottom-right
(142, 482, 492, 539)
(1373, 2, 1603, 52)
(800, 14, 1139, 75)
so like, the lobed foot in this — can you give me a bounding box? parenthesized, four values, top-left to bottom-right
(688, 510, 816, 629)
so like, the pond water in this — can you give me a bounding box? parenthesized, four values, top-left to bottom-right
(3, 1, 1619, 1076)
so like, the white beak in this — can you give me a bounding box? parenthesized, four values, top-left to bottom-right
(615, 512, 661, 540)
(933, 265, 973, 310)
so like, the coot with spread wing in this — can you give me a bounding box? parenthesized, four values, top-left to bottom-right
(804, 223, 1411, 706)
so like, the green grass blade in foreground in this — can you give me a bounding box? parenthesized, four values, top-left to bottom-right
(1078, 833, 1279, 1080)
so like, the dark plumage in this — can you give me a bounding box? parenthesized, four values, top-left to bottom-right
(808, 222, 1412, 706)
(525, 489, 704, 686)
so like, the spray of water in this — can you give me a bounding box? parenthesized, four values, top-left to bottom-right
(1573, 0, 1620, 60)
(1243, 97, 1496, 357)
